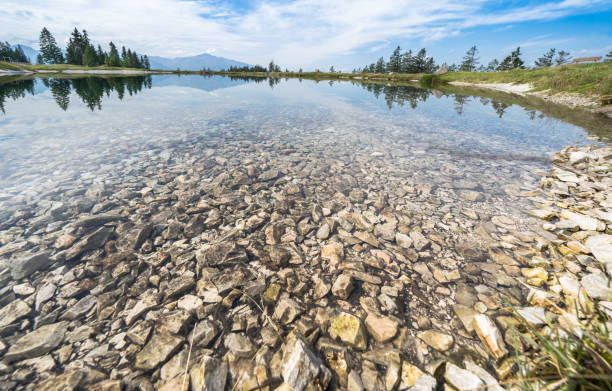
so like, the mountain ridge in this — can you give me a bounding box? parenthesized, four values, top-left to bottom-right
(10, 45, 248, 70)
(148, 53, 249, 71)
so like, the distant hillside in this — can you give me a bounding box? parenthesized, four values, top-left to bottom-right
(11, 45, 40, 63)
(148, 53, 249, 71)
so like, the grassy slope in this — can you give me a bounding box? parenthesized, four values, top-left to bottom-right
(437, 62, 612, 95)
(0, 61, 146, 72)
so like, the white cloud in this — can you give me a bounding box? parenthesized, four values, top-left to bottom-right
(1, 0, 609, 68)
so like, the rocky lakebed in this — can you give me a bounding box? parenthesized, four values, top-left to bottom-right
(0, 76, 611, 391)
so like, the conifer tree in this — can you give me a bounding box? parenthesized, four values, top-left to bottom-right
(375, 57, 386, 73)
(459, 45, 479, 72)
(39, 27, 64, 64)
(606, 50, 612, 62)
(108, 42, 121, 67)
(388, 46, 402, 73)
(401, 50, 413, 73)
(554, 50, 571, 66)
(82, 45, 95, 66)
(534, 48, 555, 67)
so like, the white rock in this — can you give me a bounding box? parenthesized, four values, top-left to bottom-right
(444, 363, 483, 391)
(581, 273, 612, 300)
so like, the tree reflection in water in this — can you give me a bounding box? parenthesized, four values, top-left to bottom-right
(1, 76, 153, 113)
(0, 75, 554, 122)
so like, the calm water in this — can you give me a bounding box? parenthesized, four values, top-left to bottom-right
(0, 75, 600, 193)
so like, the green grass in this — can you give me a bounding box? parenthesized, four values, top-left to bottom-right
(438, 62, 612, 96)
(0, 61, 147, 72)
(214, 62, 612, 97)
(507, 300, 612, 390)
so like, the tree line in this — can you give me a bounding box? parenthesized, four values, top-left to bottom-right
(38, 27, 150, 69)
(0, 42, 29, 63)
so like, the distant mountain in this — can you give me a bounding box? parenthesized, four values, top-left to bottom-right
(148, 53, 249, 71)
(11, 45, 40, 63)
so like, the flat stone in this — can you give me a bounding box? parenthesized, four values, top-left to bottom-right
(193, 320, 218, 347)
(273, 298, 304, 325)
(452, 304, 477, 333)
(10, 251, 52, 280)
(125, 294, 158, 326)
(410, 231, 430, 251)
(196, 242, 248, 267)
(458, 190, 484, 202)
(329, 312, 367, 350)
(189, 355, 228, 391)
(224, 333, 254, 358)
(516, 307, 547, 325)
(155, 311, 192, 335)
(127, 321, 152, 345)
(134, 333, 184, 371)
(74, 214, 123, 229)
(60, 294, 96, 321)
(560, 210, 603, 231)
(282, 336, 331, 391)
(417, 330, 453, 351)
(159, 375, 189, 391)
(35, 282, 56, 311)
(36, 370, 84, 391)
(395, 232, 413, 248)
(586, 234, 612, 266)
(164, 275, 195, 299)
(354, 231, 379, 247)
(177, 295, 203, 314)
(409, 374, 437, 391)
(0, 299, 31, 329)
(161, 349, 188, 381)
(365, 313, 398, 343)
(67, 325, 95, 343)
(444, 363, 484, 391)
(4, 321, 68, 362)
(581, 273, 612, 300)
(473, 314, 507, 360)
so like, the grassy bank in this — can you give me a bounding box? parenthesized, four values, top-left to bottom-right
(212, 62, 612, 98)
(0, 61, 148, 72)
(438, 62, 612, 95)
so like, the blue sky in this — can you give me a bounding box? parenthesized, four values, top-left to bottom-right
(2, 0, 611, 70)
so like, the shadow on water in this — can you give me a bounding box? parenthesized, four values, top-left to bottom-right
(0, 75, 153, 113)
(1, 74, 610, 141)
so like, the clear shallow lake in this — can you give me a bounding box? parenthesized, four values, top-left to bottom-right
(0, 74, 609, 388)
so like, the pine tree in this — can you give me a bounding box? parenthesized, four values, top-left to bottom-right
(143, 55, 150, 70)
(66, 28, 85, 65)
(400, 50, 413, 73)
(39, 27, 64, 64)
(497, 47, 524, 70)
(534, 48, 555, 67)
(554, 50, 571, 66)
(388, 46, 402, 73)
(486, 59, 499, 71)
(82, 45, 95, 66)
(96, 45, 105, 66)
(268, 60, 275, 72)
(375, 57, 386, 73)
(36, 54, 44, 64)
(606, 50, 612, 62)
(459, 45, 479, 72)
(510, 47, 524, 69)
(108, 42, 121, 67)
(329, 65, 335, 73)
